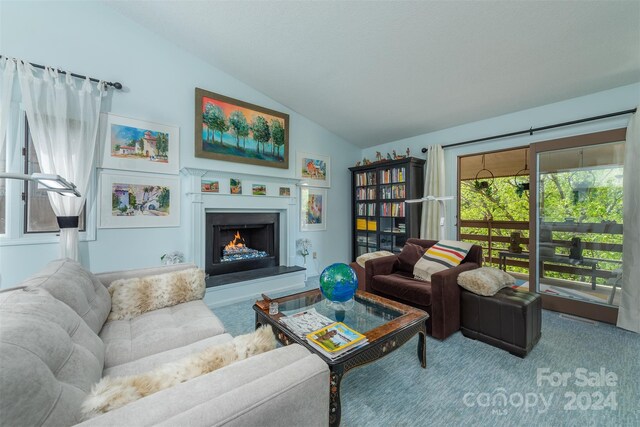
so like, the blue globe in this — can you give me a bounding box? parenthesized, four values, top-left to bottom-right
(319, 263, 358, 302)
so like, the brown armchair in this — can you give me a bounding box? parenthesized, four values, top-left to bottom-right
(364, 238, 482, 340)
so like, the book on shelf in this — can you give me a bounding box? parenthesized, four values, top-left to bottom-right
(279, 308, 334, 338)
(306, 322, 368, 359)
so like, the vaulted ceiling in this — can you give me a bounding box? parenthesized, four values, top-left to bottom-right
(108, 1, 640, 148)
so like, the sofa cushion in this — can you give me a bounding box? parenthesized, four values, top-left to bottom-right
(104, 333, 234, 377)
(457, 267, 515, 296)
(397, 243, 426, 273)
(83, 327, 276, 418)
(23, 258, 111, 334)
(99, 300, 225, 368)
(0, 288, 104, 426)
(371, 272, 432, 307)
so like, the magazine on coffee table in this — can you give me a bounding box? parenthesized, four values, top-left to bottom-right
(306, 322, 368, 359)
(279, 308, 334, 339)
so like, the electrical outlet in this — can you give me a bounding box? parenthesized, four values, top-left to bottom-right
(313, 252, 317, 259)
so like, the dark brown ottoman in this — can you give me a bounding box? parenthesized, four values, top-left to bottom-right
(461, 288, 542, 357)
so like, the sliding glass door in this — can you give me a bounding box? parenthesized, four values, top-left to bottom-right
(530, 129, 625, 322)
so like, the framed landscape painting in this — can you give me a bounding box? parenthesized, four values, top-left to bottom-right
(300, 187, 327, 231)
(195, 88, 289, 169)
(296, 152, 330, 187)
(230, 178, 242, 194)
(100, 113, 179, 174)
(99, 172, 180, 228)
(201, 179, 219, 193)
(252, 184, 267, 196)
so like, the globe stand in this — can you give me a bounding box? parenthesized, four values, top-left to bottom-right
(325, 298, 355, 313)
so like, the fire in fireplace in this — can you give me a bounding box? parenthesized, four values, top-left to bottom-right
(222, 231, 269, 262)
(205, 212, 279, 279)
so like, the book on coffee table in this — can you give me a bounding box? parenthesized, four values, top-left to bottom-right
(306, 322, 367, 359)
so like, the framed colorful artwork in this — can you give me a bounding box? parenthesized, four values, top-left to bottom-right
(252, 184, 267, 196)
(99, 171, 180, 228)
(195, 88, 289, 169)
(300, 187, 327, 231)
(100, 113, 179, 174)
(201, 179, 219, 193)
(230, 178, 242, 194)
(279, 186, 291, 197)
(296, 151, 330, 187)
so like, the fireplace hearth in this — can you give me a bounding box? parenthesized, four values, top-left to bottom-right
(206, 212, 279, 280)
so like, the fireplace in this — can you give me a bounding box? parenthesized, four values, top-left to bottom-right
(205, 212, 279, 278)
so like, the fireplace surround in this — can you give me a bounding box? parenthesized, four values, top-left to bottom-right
(205, 212, 279, 278)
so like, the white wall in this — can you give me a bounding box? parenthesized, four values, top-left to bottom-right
(0, 1, 361, 287)
(362, 83, 640, 238)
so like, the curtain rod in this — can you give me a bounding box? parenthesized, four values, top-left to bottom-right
(1, 55, 123, 90)
(420, 108, 637, 153)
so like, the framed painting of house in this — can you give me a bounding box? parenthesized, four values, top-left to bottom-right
(99, 171, 180, 228)
(99, 113, 180, 174)
(195, 88, 289, 169)
(300, 187, 327, 231)
(296, 151, 330, 187)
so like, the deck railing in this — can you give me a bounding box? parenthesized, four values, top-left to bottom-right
(458, 219, 622, 285)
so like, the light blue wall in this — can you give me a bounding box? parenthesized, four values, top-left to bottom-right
(362, 83, 640, 238)
(0, 1, 361, 287)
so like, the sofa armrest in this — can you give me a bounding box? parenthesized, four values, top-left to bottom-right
(429, 262, 480, 339)
(94, 263, 198, 288)
(364, 255, 398, 293)
(77, 344, 329, 427)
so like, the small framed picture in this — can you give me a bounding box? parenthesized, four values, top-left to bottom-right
(279, 186, 291, 197)
(230, 178, 242, 194)
(252, 184, 267, 196)
(99, 171, 180, 228)
(296, 152, 330, 187)
(100, 113, 179, 174)
(201, 179, 219, 193)
(300, 187, 327, 231)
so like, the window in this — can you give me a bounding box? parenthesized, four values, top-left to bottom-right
(23, 120, 85, 233)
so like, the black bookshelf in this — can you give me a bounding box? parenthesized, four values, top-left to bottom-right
(349, 157, 425, 261)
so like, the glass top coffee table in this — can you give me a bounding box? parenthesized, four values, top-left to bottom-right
(254, 289, 429, 427)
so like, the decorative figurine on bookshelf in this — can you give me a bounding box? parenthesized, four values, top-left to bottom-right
(386, 152, 393, 160)
(392, 149, 407, 160)
(375, 151, 383, 162)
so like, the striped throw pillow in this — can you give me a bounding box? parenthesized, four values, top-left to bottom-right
(413, 240, 473, 281)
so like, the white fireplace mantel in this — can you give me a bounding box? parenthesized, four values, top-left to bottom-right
(181, 167, 302, 271)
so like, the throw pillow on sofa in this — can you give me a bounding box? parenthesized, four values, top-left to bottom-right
(108, 268, 205, 320)
(414, 240, 473, 281)
(82, 325, 276, 418)
(397, 243, 426, 273)
(457, 267, 515, 296)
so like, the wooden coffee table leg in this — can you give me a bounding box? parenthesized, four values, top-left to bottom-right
(329, 366, 344, 427)
(417, 323, 427, 369)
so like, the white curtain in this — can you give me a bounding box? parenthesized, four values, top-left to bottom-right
(0, 57, 16, 172)
(617, 111, 640, 333)
(420, 144, 445, 240)
(17, 61, 104, 260)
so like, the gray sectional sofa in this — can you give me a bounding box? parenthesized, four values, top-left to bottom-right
(0, 259, 329, 426)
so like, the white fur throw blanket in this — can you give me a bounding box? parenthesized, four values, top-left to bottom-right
(356, 250, 394, 268)
(108, 268, 205, 321)
(82, 325, 276, 418)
